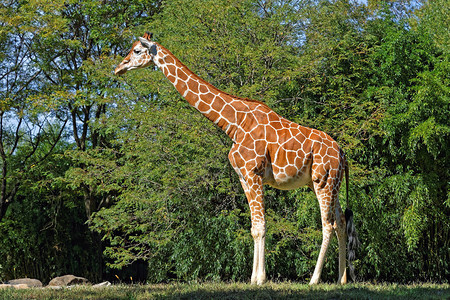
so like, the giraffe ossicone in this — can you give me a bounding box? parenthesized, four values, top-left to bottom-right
(115, 32, 359, 285)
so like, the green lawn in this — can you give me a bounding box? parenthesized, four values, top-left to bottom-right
(1, 282, 449, 299)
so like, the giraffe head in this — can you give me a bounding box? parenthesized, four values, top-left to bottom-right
(115, 32, 157, 75)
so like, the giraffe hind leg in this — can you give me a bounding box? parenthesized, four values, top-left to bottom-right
(309, 178, 338, 285)
(335, 205, 347, 284)
(310, 219, 334, 285)
(310, 197, 348, 284)
(310, 207, 347, 285)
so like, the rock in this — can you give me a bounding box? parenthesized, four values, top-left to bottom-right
(7, 278, 43, 288)
(0, 284, 12, 289)
(48, 275, 89, 287)
(93, 281, 111, 287)
(12, 284, 28, 289)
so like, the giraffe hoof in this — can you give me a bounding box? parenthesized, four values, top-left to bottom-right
(251, 275, 266, 285)
(256, 277, 266, 285)
(339, 270, 348, 284)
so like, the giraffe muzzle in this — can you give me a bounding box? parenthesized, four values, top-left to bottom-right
(114, 64, 128, 75)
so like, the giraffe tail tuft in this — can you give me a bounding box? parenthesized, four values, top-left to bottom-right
(345, 208, 360, 282)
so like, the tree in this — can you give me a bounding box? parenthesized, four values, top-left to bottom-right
(38, 0, 161, 219)
(0, 0, 68, 221)
(0, 0, 162, 282)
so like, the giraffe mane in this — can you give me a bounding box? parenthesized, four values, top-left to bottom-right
(156, 43, 271, 110)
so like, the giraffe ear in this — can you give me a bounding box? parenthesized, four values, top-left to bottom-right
(138, 37, 152, 48)
(138, 37, 157, 55)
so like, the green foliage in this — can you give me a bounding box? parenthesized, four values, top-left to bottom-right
(0, 0, 448, 284)
(0, 140, 100, 282)
(152, 0, 301, 101)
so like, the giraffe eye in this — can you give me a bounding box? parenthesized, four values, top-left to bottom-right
(134, 49, 142, 55)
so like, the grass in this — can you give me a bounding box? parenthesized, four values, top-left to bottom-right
(0, 282, 449, 299)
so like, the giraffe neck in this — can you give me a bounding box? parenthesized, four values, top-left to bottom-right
(153, 43, 252, 140)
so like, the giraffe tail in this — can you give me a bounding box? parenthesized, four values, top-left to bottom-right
(344, 161, 360, 282)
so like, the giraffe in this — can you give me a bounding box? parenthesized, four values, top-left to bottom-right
(115, 32, 358, 285)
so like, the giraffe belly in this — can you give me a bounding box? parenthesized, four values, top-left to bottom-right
(267, 173, 311, 190)
(263, 162, 312, 191)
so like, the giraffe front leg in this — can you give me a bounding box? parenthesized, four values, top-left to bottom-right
(251, 218, 266, 285)
(228, 145, 267, 285)
(238, 174, 266, 285)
